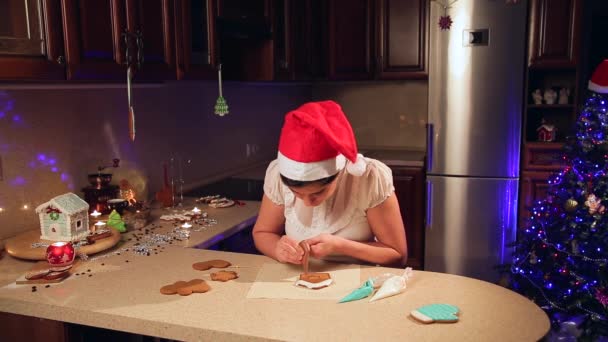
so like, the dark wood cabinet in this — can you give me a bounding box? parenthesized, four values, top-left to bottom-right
(376, 0, 427, 79)
(0, 0, 65, 80)
(175, 0, 218, 80)
(0, 312, 66, 342)
(326, 0, 374, 80)
(324, 0, 428, 81)
(62, 0, 175, 81)
(528, 0, 582, 68)
(61, 0, 127, 80)
(125, 0, 176, 81)
(519, 0, 583, 226)
(390, 165, 425, 270)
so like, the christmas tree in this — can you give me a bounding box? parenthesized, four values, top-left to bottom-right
(509, 60, 608, 340)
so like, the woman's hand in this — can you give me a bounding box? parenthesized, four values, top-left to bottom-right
(306, 233, 344, 258)
(274, 235, 304, 264)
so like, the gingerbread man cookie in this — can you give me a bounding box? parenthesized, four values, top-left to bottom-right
(192, 259, 232, 271)
(160, 279, 210, 296)
(210, 270, 238, 282)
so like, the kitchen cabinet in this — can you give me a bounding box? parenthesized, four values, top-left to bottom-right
(324, 0, 428, 81)
(62, 0, 175, 81)
(175, 0, 218, 80)
(376, 0, 427, 79)
(528, 0, 582, 68)
(0, 312, 66, 342)
(390, 165, 425, 270)
(0, 0, 65, 80)
(519, 0, 583, 227)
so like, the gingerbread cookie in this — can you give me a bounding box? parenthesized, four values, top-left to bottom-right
(160, 281, 188, 295)
(160, 279, 210, 295)
(44, 270, 70, 281)
(25, 269, 51, 280)
(176, 279, 211, 296)
(296, 272, 333, 290)
(210, 270, 238, 282)
(192, 259, 232, 271)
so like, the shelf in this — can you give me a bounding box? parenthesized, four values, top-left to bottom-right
(527, 104, 574, 109)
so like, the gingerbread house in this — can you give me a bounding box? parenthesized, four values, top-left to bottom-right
(36, 193, 90, 242)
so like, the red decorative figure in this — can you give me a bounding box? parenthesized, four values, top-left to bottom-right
(46, 242, 75, 268)
(536, 118, 556, 142)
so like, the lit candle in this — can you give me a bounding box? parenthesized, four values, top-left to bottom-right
(91, 210, 101, 218)
(181, 222, 192, 229)
(93, 221, 106, 232)
(192, 207, 202, 215)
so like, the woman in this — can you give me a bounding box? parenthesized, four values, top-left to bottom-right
(252, 100, 407, 266)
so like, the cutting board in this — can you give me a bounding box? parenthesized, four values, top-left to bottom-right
(5, 229, 121, 261)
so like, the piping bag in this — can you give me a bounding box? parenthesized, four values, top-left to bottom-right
(369, 267, 414, 302)
(338, 267, 414, 303)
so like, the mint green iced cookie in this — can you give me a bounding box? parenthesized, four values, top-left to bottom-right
(411, 304, 459, 323)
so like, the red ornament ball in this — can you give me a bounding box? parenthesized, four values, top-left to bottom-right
(46, 242, 75, 268)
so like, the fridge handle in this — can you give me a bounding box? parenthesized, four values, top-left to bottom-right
(426, 179, 433, 230)
(426, 123, 433, 172)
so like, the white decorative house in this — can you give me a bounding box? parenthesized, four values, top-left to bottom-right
(36, 193, 90, 241)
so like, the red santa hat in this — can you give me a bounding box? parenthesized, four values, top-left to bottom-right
(277, 100, 367, 181)
(589, 59, 608, 94)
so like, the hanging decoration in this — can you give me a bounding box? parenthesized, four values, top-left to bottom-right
(122, 30, 143, 141)
(432, 0, 458, 30)
(214, 64, 229, 116)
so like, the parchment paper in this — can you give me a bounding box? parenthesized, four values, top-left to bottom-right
(246, 261, 361, 300)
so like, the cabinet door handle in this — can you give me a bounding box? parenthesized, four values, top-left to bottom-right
(426, 179, 433, 230)
(426, 123, 434, 172)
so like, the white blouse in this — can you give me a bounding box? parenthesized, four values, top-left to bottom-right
(263, 157, 395, 243)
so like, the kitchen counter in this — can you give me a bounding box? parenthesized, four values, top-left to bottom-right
(0, 200, 549, 341)
(359, 148, 426, 168)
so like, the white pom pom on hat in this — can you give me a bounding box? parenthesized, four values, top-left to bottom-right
(589, 59, 608, 94)
(277, 100, 367, 181)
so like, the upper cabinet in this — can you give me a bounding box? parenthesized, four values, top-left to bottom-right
(0, 0, 429, 82)
(61, 0, 127, 80)
(376, 0, 427, 79)
(0, 0, 65, 80)
(175, 0, 218, 80)
(528, 0, 582, 68)
(324, 0, 428, 81)
(62, 0, 175, 80)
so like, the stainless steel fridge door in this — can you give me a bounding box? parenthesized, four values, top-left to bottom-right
(424, 175, 518, 282)
(427, 0, 527, 178)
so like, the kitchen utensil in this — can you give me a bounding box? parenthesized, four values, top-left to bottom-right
(155, 163, 173, 207)
(127, 65, 136, 141)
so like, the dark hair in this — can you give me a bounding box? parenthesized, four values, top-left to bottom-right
(280, 173, 339, 188)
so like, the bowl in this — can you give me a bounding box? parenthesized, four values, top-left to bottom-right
(107, 198, 128, 215)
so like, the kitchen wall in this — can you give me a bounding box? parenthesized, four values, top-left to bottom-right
(0, 82, 309, 239)
(312, 81, 428, 150)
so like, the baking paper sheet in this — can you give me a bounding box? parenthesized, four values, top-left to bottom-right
(246, 261, 361, 300)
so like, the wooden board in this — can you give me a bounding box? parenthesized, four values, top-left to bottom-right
(5, 229, 121, 261)
(15, 260, 82, 285)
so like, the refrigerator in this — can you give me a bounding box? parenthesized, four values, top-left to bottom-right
(425, 0, 527, 282)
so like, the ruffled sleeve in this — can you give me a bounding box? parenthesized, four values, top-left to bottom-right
(263, 159, 285, 205)
(364, 159, 395, 209)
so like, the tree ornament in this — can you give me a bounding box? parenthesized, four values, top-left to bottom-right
(564, 198, 578, 212)
(214, 64, 229, 116)
(585, 193, 605, 214)
(107, 209, 127, 233)
(432, 0, 458, 31)
(529, 252, 538, 264)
